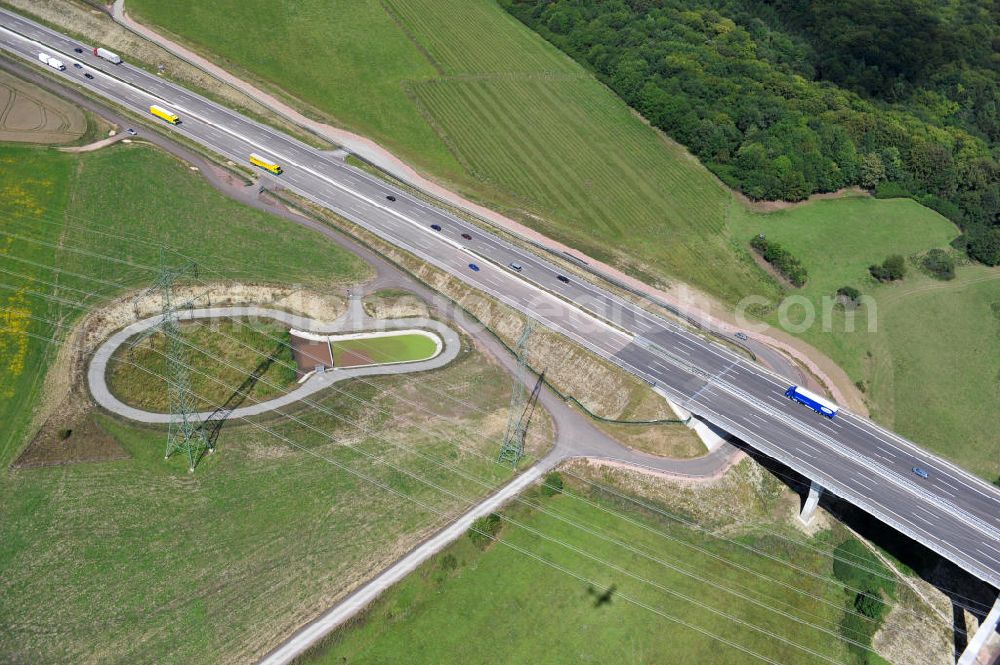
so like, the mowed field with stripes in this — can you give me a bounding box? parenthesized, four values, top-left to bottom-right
(128, 0, 773, 303)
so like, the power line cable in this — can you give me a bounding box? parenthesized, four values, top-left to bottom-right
(0, 240, 985, 618)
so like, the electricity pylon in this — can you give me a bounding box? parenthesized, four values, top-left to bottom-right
(134, 250, 212, 472)
(498, 318, 539, 467)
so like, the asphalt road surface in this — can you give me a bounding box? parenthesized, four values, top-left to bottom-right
(2, 8, 999, 591)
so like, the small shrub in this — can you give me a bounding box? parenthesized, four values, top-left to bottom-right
(57, 428, 73, 441)
(854, 586, 887, 621)
(439, 553, 458, 572)
(540, 471, 564, 497)
(467, 512, 503, 549)
(922, 248, 955, 280)
(854, 380, 866, 393)
(750, 235, 808, 286)
(836, 286, 861, 306)
(869, 255, 906, 282)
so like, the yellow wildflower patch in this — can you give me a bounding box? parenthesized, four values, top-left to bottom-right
(0, 289, 31, 398)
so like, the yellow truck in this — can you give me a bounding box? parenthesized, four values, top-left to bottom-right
(149, 104, 179, 124)
(249, 153, 283, 174)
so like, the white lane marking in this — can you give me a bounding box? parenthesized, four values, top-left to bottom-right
(934, 485, 958, 499)
(851, 475, 878, 492)
(975, 548, 1000, 568)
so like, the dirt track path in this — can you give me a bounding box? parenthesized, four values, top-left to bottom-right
(58, 131, 126, 153)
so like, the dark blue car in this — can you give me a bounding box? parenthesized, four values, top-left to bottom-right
(468, 263, 480, 272)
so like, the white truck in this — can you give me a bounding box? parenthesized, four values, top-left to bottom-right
(37, 53, 65, 71)
(93, 47, 122, 64)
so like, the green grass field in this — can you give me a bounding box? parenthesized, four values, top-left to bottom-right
(0, 143, 367, 468)
(302, 465, 920, 665)
(127, 0, 772, 303)
(331, 331, 438, 367)
(107, 319, 299, 412)
(728, 197, 1000, 479)
(1, 352, 527, 663)
(0, 141, 546, 662)
(126, 0, 460, 181)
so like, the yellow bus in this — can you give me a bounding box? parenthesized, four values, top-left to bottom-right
(149, 104, 180, 125)
(249, 153, 283, 174)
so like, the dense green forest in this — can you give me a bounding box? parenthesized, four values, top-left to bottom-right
(501, 0, 1000, 265)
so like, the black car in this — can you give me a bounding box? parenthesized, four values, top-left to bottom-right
(431, 224, 442, 231)
(386, 195, 396, 202)
(461, 233, 472, 240)
(74, 47, 83, 54)
(557, 275, 569, 283)
(84, 73, 94, 79)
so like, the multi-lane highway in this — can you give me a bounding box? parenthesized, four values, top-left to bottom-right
(2, 8, 999, 591)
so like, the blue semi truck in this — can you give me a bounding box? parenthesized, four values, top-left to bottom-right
(784, 385, 839, 419)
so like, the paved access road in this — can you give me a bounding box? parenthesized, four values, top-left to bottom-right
(3, 8, 999, 590)
(87, 306, 458, 423)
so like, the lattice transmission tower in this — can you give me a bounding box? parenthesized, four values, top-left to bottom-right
(132, 250, 212, 472)
(498, 318, 541, 467)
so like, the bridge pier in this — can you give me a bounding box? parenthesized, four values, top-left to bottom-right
(798, 480, 823, 525)
(957, 594, 1000, 665)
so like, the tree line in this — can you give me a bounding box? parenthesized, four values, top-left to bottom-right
(501, 0, 1000, 265)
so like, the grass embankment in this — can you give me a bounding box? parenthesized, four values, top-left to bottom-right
(127, 0, 772, 303)
(331, 332, 438, 367)
(728, 197, 1000, 480)
(107, 319, 298, 412)
(0, 141, 551, 663)
(302, 463, 924, 665)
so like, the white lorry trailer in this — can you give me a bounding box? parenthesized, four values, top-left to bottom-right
(93, 47, 122, 64)
(37, 53, 65, 70)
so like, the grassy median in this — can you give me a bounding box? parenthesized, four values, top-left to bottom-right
(331, 332, 438, 367)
